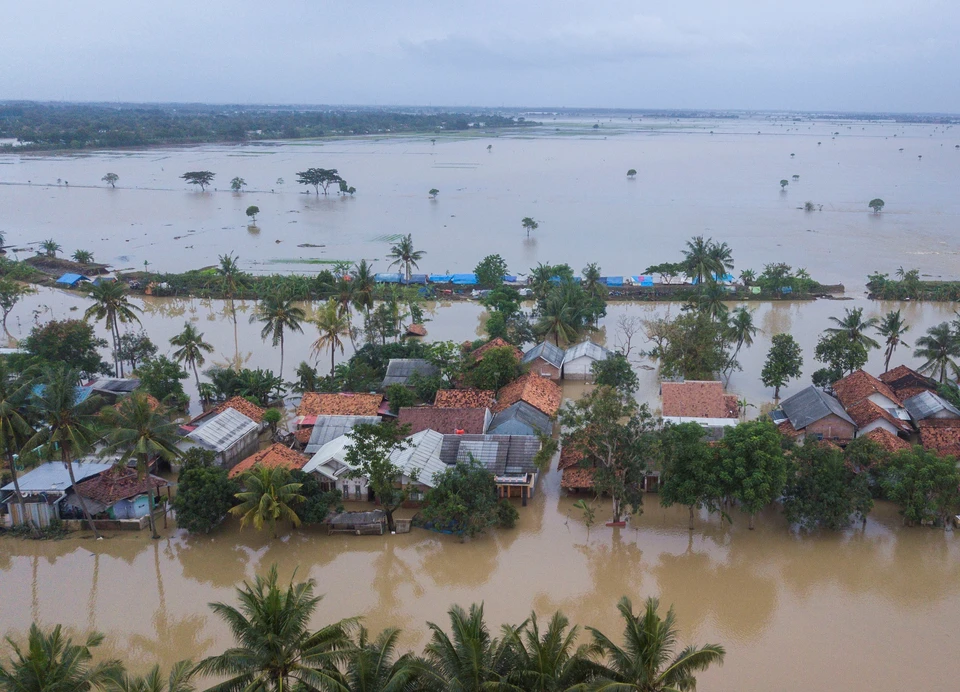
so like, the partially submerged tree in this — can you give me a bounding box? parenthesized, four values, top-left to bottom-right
(869, 198, 885, 213)
(428, 188, 439, 198)
(172, 449, 237, 534)
(230, 177, 246, 192)
(296, 168, 343, 195)
(419, 458, 502, 539)
(761, 333, 803, 401)
(521, 217, 539, 237)
(170, 322, 214, 390)
(715, 419, 787, 529)
(344, 422, 413, 533)
(474, 254, 508, 289)
(627, 168, 637, 178)
(659, 422, 722, 530)
(181, 171, 215, 191)
(102, 172, 119, 188)
(230, 466, 304, 538)
(245, 205, 259, 223)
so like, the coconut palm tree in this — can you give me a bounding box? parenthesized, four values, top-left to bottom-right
(333, 276, 355, 320)
(83, 280, 143, 377)
(0, 361, 37, 537)
(586, 596, 725, 692)
(250, 290, 305, 380)
(341, 627, 419, 692)
(877, 309, 910, 373)
(230, 466, 304, 538)
(418, 602, 519, 690)
(26, 364, 104, 538)
(72, 250, 94, 264)
(313, 299, 351, 376)
(739, 269, 756, 287)
(913, 322, 960, 383)
(682, 235, 721, 286)
(99, 392, 183, 540)
(0, 624, 123, 692)
(195, 565, 355, 692)
(39, 238, 62, 258)
(727, 306, 758, 361)
(825, 307, 881, 351)
(217, 253, 247, 365)
(536, 290, 580, 347)
(696, 283, 729, 323)
(103, 660, 195, 692)
(502, 611, 600, 691)
(708, 241, 735, 278)
(169, 323, 214, 390)
(350, 260, 376, 316)
(581, 263, 606, 302)
(386, 234, 425, 281)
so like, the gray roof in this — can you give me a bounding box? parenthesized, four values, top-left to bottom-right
(381, 359, 440, 388)
(563, 341, 610, 365)
(1, 461, 113, 494)
(780, 386, 856, 430)
(439, 434, 542, 477)
(87, 378, 140, 394)
(390, 429, 448, 487)
(328, 510, 385, 527)
(187, 408, 258, 452)
(522, 342, 565, 369)
(903, 391, 960, 421)
(488, 401, 553, 437)
(304, 416, 380, 454)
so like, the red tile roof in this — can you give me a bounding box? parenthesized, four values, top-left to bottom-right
(494, 373, 562, 417)
(918, 419, 960, 458)
(561, 467, 597, 489)
(214, 396, 266, 423)
(862, 428, 912, 454)
(75, 467, 168, 507)
(297, 392, 383, 417)
(833, 370, 901, 408)
(228, 443, 308, 479)
(397, 406, 488, 435)
(471, 338, 523, 363)
(558, 444, 584, 470)
(661, 381, 738, 418)
(406, 324, 427, 337)
(777, 419, 803, 438)
(845, 399, 912, 434)
(434, 389, 496, 409)
(294, 428, 313, 445)
(879, 365, 939, 400)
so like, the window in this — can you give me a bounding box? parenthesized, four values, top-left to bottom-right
(354, 484, 361, 500)
(342, 482, 350, 497)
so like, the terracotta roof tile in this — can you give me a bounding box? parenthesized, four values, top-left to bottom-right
(833, 370, 901, 408)
(558, 444, 585, 470)
(297, 392, 383, 417)
(879, 365, 939, 400)
(434, 389, 496, 409)
(561, 467, 597, 489)
(661, 381, 738, 418)
(294, 428, 313, 445)
(471, 338, 523, 363)
(918, 419, 960, 457)
(777, 419, 803, 438)
(214, 396, 266, 423)
(862, 428, 912, 454)
(228, 443, 308, 479)
(397, 407, 488, 434)
(494, 373, 562, 417)
(114, 394, 161, 412)
(845, 399, 912, 434)
(75, 467, 168, 507)
(406, 324, 427, 337)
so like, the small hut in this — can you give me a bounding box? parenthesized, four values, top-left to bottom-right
(327, 509, 387, 536)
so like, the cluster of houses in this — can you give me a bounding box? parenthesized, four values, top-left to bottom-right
(772, 365, 960, 455)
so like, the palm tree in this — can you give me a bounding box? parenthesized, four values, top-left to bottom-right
(536, 290, 580, 347)
(739, 269, 756, 287)
(72, 249, 94, 264)
(333, 276, 355, 320)
(341, 627, 418, 691)
(350, 260, 376, 316)
(0, 361, 37, 537)
(586, 596, 725, 692)
(230, 466, 304, 538)
(386, 234, 424, 281)
(727, 306, 758, 361)
(696, 283, 729, 323)
(195, 565, 355, 692)
(502, 611, 599, 691)
(39, 238, 61, 258)
(0, 624, 123, 692)
(529, 263, 557, 302)
(913, 322, 960, 383)
(99, 392, 183, 539)
(26, 364, 104, 538)
(103, 660, 195, 692)
(825, 307, 881, 351)
(313, 299, 351, 376)
(250, 290, 305, 380)
(169, 323, 214, 390)
(681, 236, 712, 286)
(217, 253, 247, 364)
(581, 263, 606, 302)
(83, 280, 143, 377)
(707, 241, 735, 277)
(418, 602, 518, 690)
(877, 309, 910, 373)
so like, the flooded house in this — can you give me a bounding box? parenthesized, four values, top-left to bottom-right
(227, 443, 308, 479)
(303, 415, 381, 455)
(660, 379, 739, 440)
(493, 373, 562, 418)
(561, 341, 611, 380)
(487, 401, 553, 437)
(64, 466, 169, 524)
(1, 461, 113, 527)
(521, 341, 565, 380)
(85, 377, 141, 404)
(772, 385, 857, 444)
(180, 407, 260, 469)
(397, 406, 491, 435)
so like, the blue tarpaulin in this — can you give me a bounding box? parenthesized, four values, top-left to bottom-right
(450, 273, 478, 285)
(374, 273, 402, 283)
(429, 274, 453, 283)
(631, 275, 655, 287)
(56, 273, 90, 286)
(405, 274, 428, 285)
(781, 286, 793, 294)
(502, 275, 518, 283)
(692, 273, 735, 285)
(605, 276, 624, 287)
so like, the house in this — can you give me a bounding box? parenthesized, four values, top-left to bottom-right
(902, 391, 960, 424)
(773, 386, 857, 444)
(438, 433, 543, 504)
(397, 407, 490, 435)
(1, 461, 113, 527)
(434, 389, 496, 409)
(381, 359, 440, 389)
(661, 380, 739, 420)
(187, 396, 266, 429)
(86, 378, 141, 404)
(845, 399, 913, 438)
(557, 435, 660, 493)
(228, 443, 308, 479)
(181, 407, 260, 469)
(862, 428, 913, 454)
(66, 466, 169, 521)
(297, 392, 384, 417)
(494, 373, 563, 417)
(304, 415, 381, 455)
(918, 419, 960, 457)
(55, 273, 91, 287)
(487, 401, 553, 437)
(561, 341, 611, 381)
(521, 342, 565, 380)
(832, 370, 902, 409)
(405, 324, 427, 337)
(471, 337, 523, 363)
(879, 365, 939, 400)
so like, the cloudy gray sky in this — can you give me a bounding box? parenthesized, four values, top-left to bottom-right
(4, 0, 959, 112)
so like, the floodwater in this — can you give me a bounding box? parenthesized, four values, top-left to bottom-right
(1, 117, 959, 290)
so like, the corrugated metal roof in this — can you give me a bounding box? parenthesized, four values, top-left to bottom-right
(522, 342, 565, 369)
(439, 434, 541, 476)
(780, 386, 855, 430)
(903, 391, 960, 421)
(187, 408, 258, 452)
(87, 378, 141, 393)
(381, 359, 440, 388)
(488, 401, 553, 437)
(1, 461, 113, 493)
(562, 341, 610, 365)
(305, 416, 380, 454)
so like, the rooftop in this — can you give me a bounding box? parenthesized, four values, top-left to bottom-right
(397, 406, 489, 435)
(304, 415, 381, 455)
(228, 443, 308, 478)
(75, 467, 168, 506)
(213, 396, 266, 423)
(780, 386, 856, 431)
(494, 373, 563, 417)
(844, 399, 912, 434)
(880, 365, 939, 400)
(471, 337, 523, 363)
(563, 340, 611, 364)
(903, 391, 960, 422)
(86, 378, 141, 394)
(297, 392, 383, 417)
(187, 408, 259, 453)
(832, 370, 901, 408)
(1, 461, 113, 494)
(439, 433, 542, 477)
(381, 359, 440, 388)
(561, 467, 597, 489)
(434, 389, 495, 409)
(488, 401, 553, 437)
(862, 428, 912, 454)
(522, 341, 565, 369)
(918, 419, 960, 457)
(661, 380, 738, 419)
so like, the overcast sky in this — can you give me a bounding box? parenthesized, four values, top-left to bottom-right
(4, 0, 959, 112)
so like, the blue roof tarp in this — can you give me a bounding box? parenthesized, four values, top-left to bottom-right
(374, 273, 402, 283)
(502, 275, 518, 283)
(605, 276, 624, 287)
(692, 273, 735, 285)
(429, 274, 453, 283)
(404, 274, 428, 285)
(631, 275, 655, 287)
(781, 286, 794, 294)
(450, 273, 478, 285)
(56, 273, 90, 286)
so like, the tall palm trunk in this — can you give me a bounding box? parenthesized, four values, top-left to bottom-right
(64, 447, 101, 539)
(279, 331, 285, 380)
(330, 346, 335, 376)
(231, 298, 239, 368)
(8, 450, 39, 537)
(140, 453, 159, 539)
(192, 359, 201, 390)
(884, 345, 893, 373)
